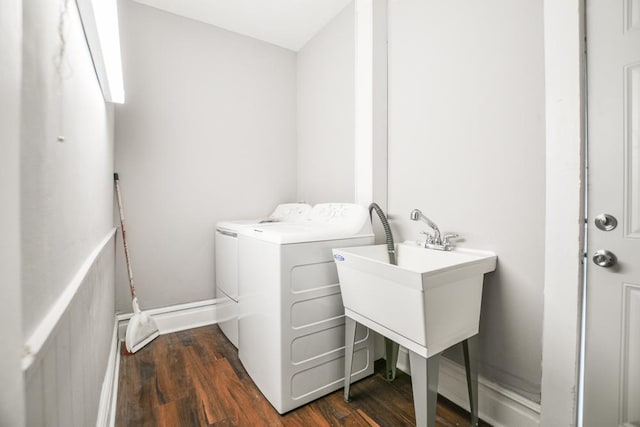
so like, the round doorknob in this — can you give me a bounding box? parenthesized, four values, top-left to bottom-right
(592, 250, 617, 268)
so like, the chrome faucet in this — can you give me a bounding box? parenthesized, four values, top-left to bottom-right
(410, 208, 458, 251)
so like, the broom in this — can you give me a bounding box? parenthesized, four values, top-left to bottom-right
(114, 173, 160, 353)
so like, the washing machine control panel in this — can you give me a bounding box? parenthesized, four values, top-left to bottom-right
(269, 203, 312, 222)
(244, 203, 373, 243)
(308, 203, 367, 225)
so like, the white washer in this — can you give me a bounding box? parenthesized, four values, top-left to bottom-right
(215, 203, 311, 347)
(237, 203, 375, 414)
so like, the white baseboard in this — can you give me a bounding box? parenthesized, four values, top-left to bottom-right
(96, 319, 120, 427)
(116, 298, 221, 340)
(396, 347, 541, 427)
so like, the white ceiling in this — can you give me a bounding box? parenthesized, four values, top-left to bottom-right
(130, 0, 353, 51)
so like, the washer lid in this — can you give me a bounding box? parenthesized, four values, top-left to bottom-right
(216, 203, 312, 232)
(217, 219, 263, 232)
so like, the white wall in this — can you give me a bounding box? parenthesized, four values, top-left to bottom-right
(19, 0, 117, 425)
(21, 0, 116, 339)
(297, 1, 355, 204)
(0, 0, 26, 424)
(115, 0, 298, 311)
(386, 0, 546, 402)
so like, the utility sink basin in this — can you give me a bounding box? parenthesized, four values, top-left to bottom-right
(333, 242, 497, 358)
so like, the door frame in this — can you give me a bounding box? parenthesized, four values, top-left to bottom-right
(540, 1, 587, 426)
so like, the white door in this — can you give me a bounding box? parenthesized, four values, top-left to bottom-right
(584, 1, 640, 426)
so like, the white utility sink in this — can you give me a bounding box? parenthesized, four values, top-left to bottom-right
(334, 241, 496, 427)
(333, 242, 497, 358)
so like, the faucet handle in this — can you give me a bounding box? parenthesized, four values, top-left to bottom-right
(420, 231, 435, 244)
(442, 233, 459, 245)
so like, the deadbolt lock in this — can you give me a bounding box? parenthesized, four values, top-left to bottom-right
(595, 214, 617, 231)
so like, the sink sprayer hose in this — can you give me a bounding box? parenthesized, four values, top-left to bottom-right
(367, 203, 400, 382)
(368, 203, 397, 266)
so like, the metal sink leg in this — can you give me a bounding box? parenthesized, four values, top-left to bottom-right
(409, 350, 441, 427)
(385, 338, 400, 381)
(463, 337, 479, 426)
(344, 316, 357, 402)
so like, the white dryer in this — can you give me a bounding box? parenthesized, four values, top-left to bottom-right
(237, 203, 375, 413)
(215, 203, 311, 347)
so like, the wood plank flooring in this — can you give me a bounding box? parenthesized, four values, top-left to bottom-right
(116, 325, 490, 426)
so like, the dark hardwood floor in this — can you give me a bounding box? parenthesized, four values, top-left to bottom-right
(116, 325, 490, 426)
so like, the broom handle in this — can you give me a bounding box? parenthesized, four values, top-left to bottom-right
(114, 173, 137, 299)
